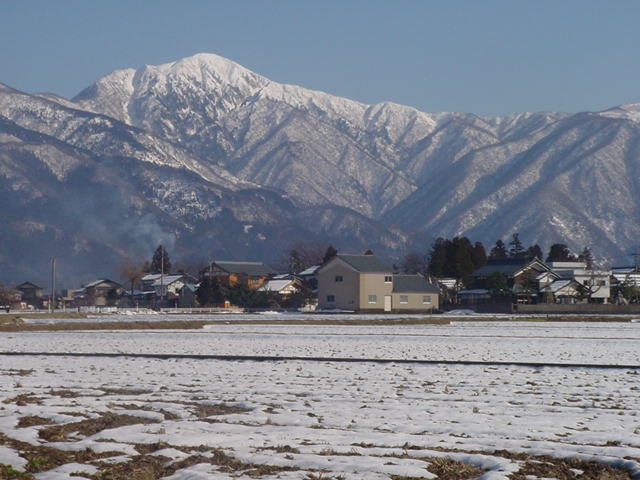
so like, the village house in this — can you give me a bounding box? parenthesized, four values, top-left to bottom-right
(470, 257, 551, 302)
(540, 278, 583, 304)
(75, 279, 123, 307)
(548, 261, 611, 303)
(139, 273, 198, 308)
(317, 254, 439, 312)
(201, 260, 275, 289)
(257, 275, 303, 298)
(15, 281, 45, 309)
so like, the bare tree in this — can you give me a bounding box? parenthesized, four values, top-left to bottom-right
(120, 260, 145, 300)
(274, 241, 329, 273)
(400, 252, 429, 276)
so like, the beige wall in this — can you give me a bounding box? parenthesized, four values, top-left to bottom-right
(359, 273, 393, 311)
(317, 260, 360, 310)
(391, 292, 438, 311)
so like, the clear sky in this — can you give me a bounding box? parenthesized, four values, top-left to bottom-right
(2, 0, 639, 116)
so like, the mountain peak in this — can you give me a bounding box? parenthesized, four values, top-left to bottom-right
(598, 103, 640, 122)
(140, 52, 267, 91)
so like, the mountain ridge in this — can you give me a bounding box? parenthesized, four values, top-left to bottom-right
(2, 52, 640, 284)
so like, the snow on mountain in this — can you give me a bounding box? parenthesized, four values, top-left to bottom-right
(0, 83, 409, 283)
(2, 52, 640, 283)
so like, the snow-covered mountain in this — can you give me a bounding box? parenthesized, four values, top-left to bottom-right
(2, 53, 640, 282)
(0, 81, 408, 284)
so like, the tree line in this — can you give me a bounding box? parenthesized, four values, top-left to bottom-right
(398, 233, 596, 284)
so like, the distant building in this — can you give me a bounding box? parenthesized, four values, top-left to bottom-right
(317, 254, 439, 312)
(15, 281, 45, 309)
(201, 260, 275, 290)
(471, 257, 551, 303)
(549, 261, 611, 303)
(140, 273, 197, 308)
(76, 279, 123, 307)
(258, 277, 303, 297)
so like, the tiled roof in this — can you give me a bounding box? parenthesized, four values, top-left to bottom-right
(337, 254, 392, 273)
(471, 258, 548, 277)
(213, 260, 275, 277)
(392, 275, 439, 293)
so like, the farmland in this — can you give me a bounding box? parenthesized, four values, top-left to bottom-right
(0, 318, 639, 479)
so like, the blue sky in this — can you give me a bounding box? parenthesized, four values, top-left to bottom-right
(2, 0, 639, 116)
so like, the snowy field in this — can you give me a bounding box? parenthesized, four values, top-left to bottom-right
(0, 321, 639, 479)
(17, 312, 502, 324)
(1, 322, 640, 366)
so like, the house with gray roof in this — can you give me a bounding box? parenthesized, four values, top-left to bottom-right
(471, 257, 550, 302)
(317, 254, 439, 312)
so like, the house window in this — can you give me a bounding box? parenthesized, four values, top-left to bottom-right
(423, 295, 432, 304)
(368, 295, 377, 304)
(399, 295, 409, 304)
(335, 275, 343, 282)
(384, 276, 392, 283)
(327, 295, 335, 302)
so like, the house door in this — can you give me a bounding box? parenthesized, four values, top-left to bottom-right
(384, 295, 392, 312)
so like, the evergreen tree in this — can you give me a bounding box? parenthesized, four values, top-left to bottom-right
(322, 245, 338, 264)
(489, 240, 508, 260)
(451, 236, 475, 280)
(486, 272, 510, 297)
(546, 243, 575, 263)
(196, 277, 225, 306)
(471, 242, 487, 269)
(150, 245, 171, 274)
(508, 233, 526, 259)
(578, 247, 594, 269)
(526, 244, 543, 260)
(428, 238, 450, 277)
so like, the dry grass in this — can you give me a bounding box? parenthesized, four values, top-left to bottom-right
(16, 416, 55, 428)
(425, 457, 484, 480)
(193, 402, 251, 418)
(2, 394, 42, 406)
(38, 413, 158, 442)
(0, 433, 121, 476)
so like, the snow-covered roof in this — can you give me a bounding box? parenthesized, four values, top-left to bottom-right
(542, 279, 578, 293)
(258, 279, 300, 293)
(142, 274, 162, 281)
(299, 265, 320, 276)
(151, 275, 185, 287)
(83, 279, 120, 289)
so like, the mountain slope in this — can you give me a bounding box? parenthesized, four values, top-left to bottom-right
(3, 52, 640, 284)
(0, 85, 410, 285)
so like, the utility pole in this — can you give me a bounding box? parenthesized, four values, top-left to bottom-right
(50, 258, 56, 313)
(160, 248, 165, 310)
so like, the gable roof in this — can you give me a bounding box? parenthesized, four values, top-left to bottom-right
(83, 279, 122, 289)
(151, 275, 187, 287)
(541, 278, 581, 294)
(16, 281, 42, 289)
(335, 254, 392, 273)
(298, 265, 321, 276)
(392, 275, 440, 293)
(258, 279, 300, 293)
(213, 260, 275, 277)
(471, 257, 549, 277)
